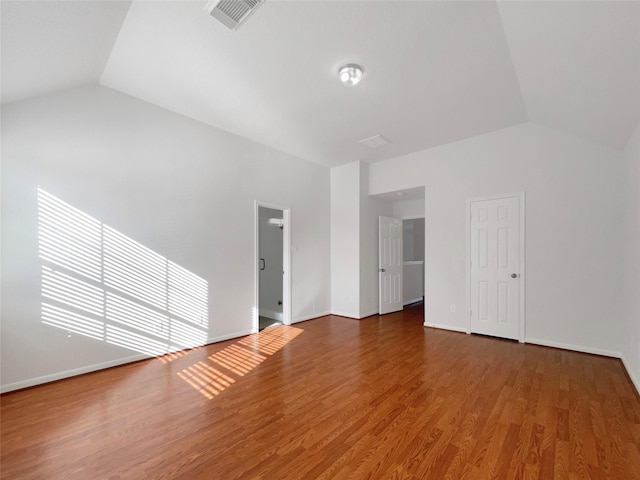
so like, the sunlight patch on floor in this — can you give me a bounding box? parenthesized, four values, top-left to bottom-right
(158, 346, 203, 364)
(239, 325, 303, 355)
(208, 344, 267, 376)
(177, 361, 235, 399)
(178, 325, 303, 398)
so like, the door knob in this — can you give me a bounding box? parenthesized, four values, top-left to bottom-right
(511, 273, 517, 278)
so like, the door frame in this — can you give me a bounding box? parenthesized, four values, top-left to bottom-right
(465, 192, 526, 343)
(254, 201, 291, 332)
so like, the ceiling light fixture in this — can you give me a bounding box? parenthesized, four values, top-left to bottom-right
(338, 64, 364, 87)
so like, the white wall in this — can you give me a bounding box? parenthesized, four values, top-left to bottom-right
(330, 161, 391, 318)
(403, 262, 424, 305)
(403, 218, 425, 262)
(392, 198, 425, 219)
(1, 85, 331, 392)
(330, 162, 360, 317)
(370, 122, 624, 356)
(359, 163, 392, 317)
(621, 122, 640, 392)
(259, 207, 283, 320)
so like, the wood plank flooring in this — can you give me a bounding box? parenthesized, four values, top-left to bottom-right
(2, 303, 640, 479)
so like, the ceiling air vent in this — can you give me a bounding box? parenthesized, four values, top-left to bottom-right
(205, 0, 265, 31)
(359, 134, 391, 149)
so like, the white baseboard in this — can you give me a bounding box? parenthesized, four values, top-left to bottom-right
(419, 330, 638, 397)
(423, 322, 467, 334)
(525, 337, 621, 358)
(0, 330, 255, 394)
(404, 297, 423, 306)
(207, 330, 253, 344)
(259, 309, 283, 322)
(292, 311, 331, 323)
(330, 310, 359, 319)
(0, 352, 149, 394)
(621, 355, 640, 396)
(307, 310, 380, 320)
(332, 310, 381, 319)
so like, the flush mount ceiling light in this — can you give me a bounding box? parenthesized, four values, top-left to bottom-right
(338, 64, 364, 87)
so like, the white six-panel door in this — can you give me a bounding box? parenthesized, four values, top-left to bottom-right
(469, 195, 522, 340)
(379, 216, 403, 315)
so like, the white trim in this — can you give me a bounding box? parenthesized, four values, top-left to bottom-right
(330, 310, 380, 319)
(208, 330, 254, 344)
(255, 201, 292, 332)
(466, 191, 526, 342)
(423, 322, 467, 334)
(525, 337, 621, 358)
(465, 199, 471, 335)
(0, 330, 256, 394)
(519, 192, 526, 343)
(283, 208, 291, 326)
(403, 297, 424, 306)
(330, 310, 359, 319)
(621, 355, 640, 396)
(0, 353, 148, 394)
(422, 207, 428, 328)
(292, 311, 331, 323)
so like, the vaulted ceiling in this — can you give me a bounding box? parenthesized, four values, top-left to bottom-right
(2, 1, 639, 167)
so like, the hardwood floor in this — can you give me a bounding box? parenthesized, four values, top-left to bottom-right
(2, 303, 640, 479)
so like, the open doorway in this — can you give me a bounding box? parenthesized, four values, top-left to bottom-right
(402, 217, 425, 306)
(371, 186, 425, 319)
(255, 202, 291, 332)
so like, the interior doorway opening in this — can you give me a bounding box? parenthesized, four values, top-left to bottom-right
(402, 217, 425, 307)
(371, 186, 426, 320)
(255, 202, 291, 333)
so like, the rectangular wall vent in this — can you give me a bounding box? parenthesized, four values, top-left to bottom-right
(359, 134, 391, 149)
(205, 0, 265, 31)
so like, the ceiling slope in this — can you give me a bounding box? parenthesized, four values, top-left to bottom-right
(2, 1, 638, 166)
(1, 1, 132, 104)
(498, 0, 640, 150)
(100, 1, 527, 167)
